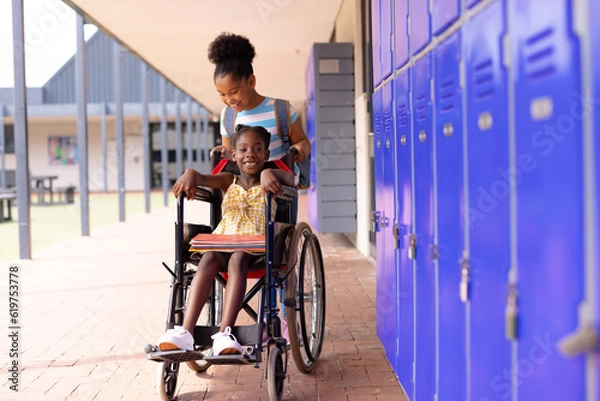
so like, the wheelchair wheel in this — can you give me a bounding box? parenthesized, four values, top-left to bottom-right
(285, 222, 326, 373)
(186, 279, 223, 372)
(267, 347, 285, 401)
(157, 362, 179, 401)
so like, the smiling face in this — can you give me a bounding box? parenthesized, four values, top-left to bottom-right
(231, 130, 270, 176)
(215, 73, 256, 113)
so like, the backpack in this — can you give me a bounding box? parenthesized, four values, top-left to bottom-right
(224, 99, 311, 190)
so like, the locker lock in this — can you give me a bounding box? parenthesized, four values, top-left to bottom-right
(386, 138, 391, 148)
(377, 139, 381, 149)
(371, 211, 381, 233)
(393, 223, 399, 249)
(400, 135, 407, 146)
(443, 123, 454, 137)
(408, 234, 417, 260)
(459, 257, 470, 303)
(505, 285, 518, 340)
(419, 130, 426, 142)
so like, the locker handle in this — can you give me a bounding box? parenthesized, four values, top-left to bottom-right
(371, 211, 380, 233)
(505, 285, 518, 340)
(558, 325, 598, 357)
(393, 223, 399, 249)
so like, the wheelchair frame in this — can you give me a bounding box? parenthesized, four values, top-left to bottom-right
(146, 156, 326, 401)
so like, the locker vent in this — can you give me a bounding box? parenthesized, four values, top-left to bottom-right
(438, 78, 456, 112)
(415, 94, 428, 121)
(472, 59, 494, 100)
(524, 27, 556, 82)
(398, 103, 409, 127)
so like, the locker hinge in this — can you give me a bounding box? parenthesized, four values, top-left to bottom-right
(408, 234, 417, 259)
(459, 60, 466, 90)
(393, 223, 400, 249)
(459, 257, 470, 302)
(430, 244, 439, 260)
(505, 284, 518, 340)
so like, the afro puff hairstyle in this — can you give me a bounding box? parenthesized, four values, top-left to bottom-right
(208, 32, 256, 81)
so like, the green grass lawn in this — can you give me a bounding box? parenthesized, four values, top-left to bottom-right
(0, 191, 170, 262)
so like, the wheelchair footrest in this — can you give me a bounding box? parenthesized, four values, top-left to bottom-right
(204, 353, 258, 365)
(146, 349, 205, 363)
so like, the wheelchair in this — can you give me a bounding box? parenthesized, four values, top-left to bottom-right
(145, 153, 326, 401)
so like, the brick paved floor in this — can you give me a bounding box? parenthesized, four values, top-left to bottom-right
(0, 196, 408, 401)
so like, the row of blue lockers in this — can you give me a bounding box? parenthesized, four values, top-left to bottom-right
(372, 0, 600, 400)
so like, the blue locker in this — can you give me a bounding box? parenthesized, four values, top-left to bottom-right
(374, 84, 399, 366)
(593, 0, 600, 391)
(463, 2, 511, 400)
(432, 0, 460, 36)
(412, 55, 436, 400)
(372, 0, 381, 87)
(433, 32, 466, 401)
(510, 0, 586, 398)
(394, 70, 414, 399)
(395, 0, 409, 69)
(381, 0, 393, 81)
(410, 0, 431, 55)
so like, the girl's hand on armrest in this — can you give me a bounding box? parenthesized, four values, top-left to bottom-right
(173, 168, 199, 200)
(260, 169, 284, 198)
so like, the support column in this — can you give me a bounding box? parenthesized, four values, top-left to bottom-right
(160, 77, 169, 206)
(186, 96, 193, 169)
(75, 14, 89, 235)
(202, 111, 210, 174)
(113, 42, 125, 222)
(12, 0, 31, 259)
(195, 104, 202, 172)
(101, 102, 108, 193)
(175, 89, 182, 178)
(141, 62, 150, 213)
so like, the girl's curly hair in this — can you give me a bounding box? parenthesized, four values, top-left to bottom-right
(208, 32, 255, 81)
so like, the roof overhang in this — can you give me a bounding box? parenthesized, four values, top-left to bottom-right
(62, 0, 343, 116)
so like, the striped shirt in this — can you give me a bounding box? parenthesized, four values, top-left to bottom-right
(220, 96, 299, 161)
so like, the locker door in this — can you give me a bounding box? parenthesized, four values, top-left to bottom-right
(432, 0, 460, 36)
(410, 0, 431, 55)
(394, 70, 414, 400)
(510, 0, 586, 398)
(464, 2, 511, 400)
(395, 0, 409, 69)
(412, 55, 436, 400)
(433, 31, 466, 401)
(381, 0, 393, 81)
(372, 0, 382, 87)
(374, 85, 399, 365)
(592, 0, 600, 393)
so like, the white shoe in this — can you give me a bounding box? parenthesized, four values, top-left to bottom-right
(211, 326, 242, 355)
(158, 326, 194, 352)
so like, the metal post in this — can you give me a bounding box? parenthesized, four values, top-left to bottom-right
(175, 89, 182, 178)
(12, 0, 31, 259)
(195, 104, 202, 172)
(202, 111, 210, 174)
(101, 102, 107, 193)
(75, 14, 89, 236)
(186, 96, 193, 169)
(160, 77, 168, 206)
(113, 42, 125, 222)
(141, 62, 151, 214)
(0, 105, 5, 190)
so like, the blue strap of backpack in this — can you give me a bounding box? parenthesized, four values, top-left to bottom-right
(274, 99, 290, 149)
(224, 107, 235, 136)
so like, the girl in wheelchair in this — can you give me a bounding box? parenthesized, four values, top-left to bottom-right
(157, 124, 293, 355)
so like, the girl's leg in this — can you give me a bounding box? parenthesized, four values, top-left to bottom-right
(219, 251, 256, 330)
(182, 252, 224, 333)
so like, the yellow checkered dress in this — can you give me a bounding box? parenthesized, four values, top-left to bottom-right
(212, 177, 276, 236)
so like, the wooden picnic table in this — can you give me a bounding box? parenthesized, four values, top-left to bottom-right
(30, 175, 59, 205)
(0, 190, 16, 222)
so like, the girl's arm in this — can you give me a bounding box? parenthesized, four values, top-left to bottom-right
(260, 169, 295, 198)
(288, 118, 312, 163)
(173, 168, 233, 200)
(211, 136, 232, 160)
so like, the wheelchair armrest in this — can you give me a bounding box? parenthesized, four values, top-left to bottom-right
(279, 185, 297, 202)
(194, 186, 218, 203)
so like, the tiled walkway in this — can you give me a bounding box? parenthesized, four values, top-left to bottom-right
(0, 196, 407, 400)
